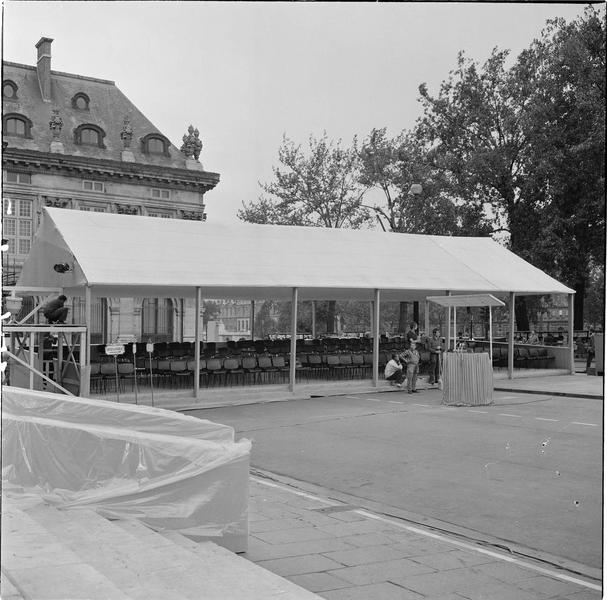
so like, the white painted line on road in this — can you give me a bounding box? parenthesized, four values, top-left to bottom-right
(535, 417, 559, 422)
(354, 510, 601, 592)
(388, 400, 402, 404)
(367, 398, 382, 402)
(497, 395, 519, 400)
(498, 413, 521, 418)
(251, 475, 336, 506)
(252, 474, 600, 592)
(572, 422, 599, 427)
(345, 396, 362, 400)
(468, 409, 488, 414)
(413, 404, 431, 408)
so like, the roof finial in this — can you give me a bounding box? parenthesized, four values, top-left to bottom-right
(180, 125, 202, 160)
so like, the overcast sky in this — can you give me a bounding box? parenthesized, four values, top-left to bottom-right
(3, 2, 591, 224)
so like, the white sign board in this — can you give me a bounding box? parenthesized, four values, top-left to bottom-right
(105, 344, 125, 356)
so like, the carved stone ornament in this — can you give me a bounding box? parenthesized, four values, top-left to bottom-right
(116, 204, 139, 215)
(49, 109, 63, 139)
(45, 197, 70, 208)
(181, 210, 204, 221)
(120, 117, 133, 149)
(180, 125, 202, 160)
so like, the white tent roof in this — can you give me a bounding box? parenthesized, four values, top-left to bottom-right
(17, 208, 574, 301)
(426, 294, 505, 308)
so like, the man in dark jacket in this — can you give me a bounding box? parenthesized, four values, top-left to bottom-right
(428, 328, 443, 385)
(43, 295, 69, 324)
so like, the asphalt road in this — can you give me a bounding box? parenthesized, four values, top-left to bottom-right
(187, 388, 603, 571)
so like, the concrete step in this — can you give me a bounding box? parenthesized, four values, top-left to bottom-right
(118, 519, 320, 599)
(26, 503, 239, 600)
(2, 502, 131, 599)
(6, 497, 321, 600)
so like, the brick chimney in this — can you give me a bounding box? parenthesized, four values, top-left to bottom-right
(35, 37, 53, 102)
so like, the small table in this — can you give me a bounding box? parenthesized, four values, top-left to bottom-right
(442, 352, 493, 406)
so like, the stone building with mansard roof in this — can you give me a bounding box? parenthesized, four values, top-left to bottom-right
(2, 37, 220, 343)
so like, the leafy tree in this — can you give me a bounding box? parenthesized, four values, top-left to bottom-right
(359, 128, 491, 236)
(253, 300, 279, 338)
(239, 132, 370, 333)
(239, 132, 369, 229)
(202, 301, 221, 326)
(416, 7, 605, 329)
(517, 7, 605, 329)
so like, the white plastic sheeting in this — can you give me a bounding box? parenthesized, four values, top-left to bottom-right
(17, 207, 574, 301)
(2, 386, 251, 552)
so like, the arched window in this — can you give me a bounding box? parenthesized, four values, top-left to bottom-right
(74, 124, 106, 148)
(71, 92, 90, 110)
(3, 113, 33, 138)
(3, 80, 18, 100)
(141, 133, 170, 157)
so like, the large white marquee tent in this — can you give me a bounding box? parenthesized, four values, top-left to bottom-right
(15, 208, 575, 396)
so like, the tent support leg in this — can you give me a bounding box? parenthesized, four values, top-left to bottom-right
(82, 285, 91, 397)
(250, 300, 255, 341)
(194, 287, 201, 398)
(289, 288, 298, 392)
(508, 292, 515, 379)
(568, 293, 575, 375)
(372, 289, 380, 387)
(311, 301, 316, 339)
(424, 300, 430, 337)
(489, 306, 493, 364)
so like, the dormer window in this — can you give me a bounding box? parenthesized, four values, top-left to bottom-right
(72, 92, 90, 110)
(141, 133, 170, 157)
(3, 80, 18, 100)
(3, 113, 33, 138)
(74, 124, 106, 148)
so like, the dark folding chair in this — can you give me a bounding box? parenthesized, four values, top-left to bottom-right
(241, 355, 261, 385)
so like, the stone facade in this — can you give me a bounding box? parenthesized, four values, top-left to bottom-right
(2, 38, 220, 343)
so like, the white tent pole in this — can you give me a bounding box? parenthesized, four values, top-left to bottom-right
(250, 300, 255, 340)
(453, 308, 457, 350)
(372, 289, 380, 387)
(446, 291, 451, 351)
(568, 293, 575, 375)
(289, 288, 298, 392)
(424, 300, 430, 338)
(82, 285, 91, 397)
(508, 292, 515, 379)
(194, 287, 201, 398)
(311, 301, 316, 339)
(489, 305, 493, 363)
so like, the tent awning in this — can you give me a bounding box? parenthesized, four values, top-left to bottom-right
(16, 208, 575, 300)
(426, 294, 506, 308)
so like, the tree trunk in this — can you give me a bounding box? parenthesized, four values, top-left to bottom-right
(574, 279, 585, 331)
(326, 300, 336, 334)
(398, 302, 408, 332)
(514, 297, 530, 332)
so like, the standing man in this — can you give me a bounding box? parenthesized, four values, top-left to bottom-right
(428, 328, 443, 386)
(406, 322, 418, 346)
(401, 340, 421, 394)
(43, 294, 69, 324)
(586, 330, 595, 373)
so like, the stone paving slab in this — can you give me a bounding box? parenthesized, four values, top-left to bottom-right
(246, 476, 602, 600)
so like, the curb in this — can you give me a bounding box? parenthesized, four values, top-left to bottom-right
(494, 387, 603, 400)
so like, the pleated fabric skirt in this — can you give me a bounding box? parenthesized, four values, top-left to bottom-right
(442, 352, 493, 406)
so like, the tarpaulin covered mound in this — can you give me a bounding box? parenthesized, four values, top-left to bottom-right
(2, 386, 251, 552)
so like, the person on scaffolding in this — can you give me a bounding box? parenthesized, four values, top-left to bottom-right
(43, 295, 69, 324)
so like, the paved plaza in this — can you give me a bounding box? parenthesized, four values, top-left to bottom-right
(2, 373, 603, 599)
